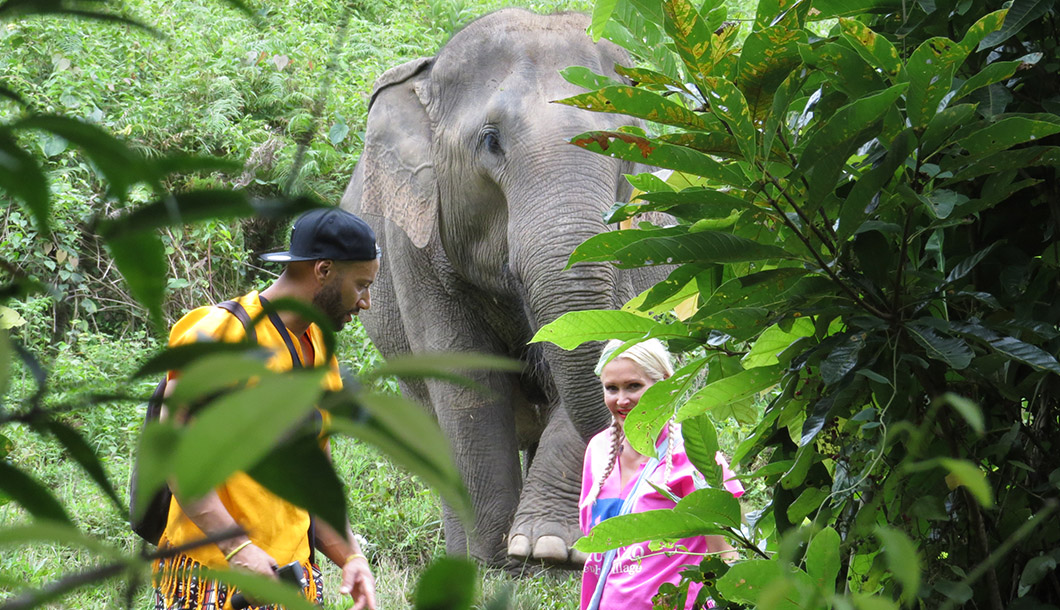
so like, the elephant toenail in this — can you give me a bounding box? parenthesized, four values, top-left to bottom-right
(532, 535, 569, 563)
(508, 534, 532, 559)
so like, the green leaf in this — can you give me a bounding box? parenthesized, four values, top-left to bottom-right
(167, 353, 271, 409)
(806, 526, 841, 595)
(677, 365, 783, 421)
(944, 146, 1060, 183)
(959, 9, 1008, 51)
(736, 26, 806, 121)
(104, 231, 168, 328)
(945, 242, 999, 284)
(624, 358, 710, 455)
(907, 323, 973, 369)
(571, 131, 746, 186)
(703, 77, 756, 163)
(809, 0, 902, 18)
(0, 331, 10, 400)
(675, 487, 743, 528)
(799, 41, 887, 99)
(743, 317, 814, 369)
(875, 526, 921, 604)
(0, 130, 50, 237)
(0, 522, 114, 557)
(662, 0, 717, 86)
(839, 129, 916, 241)
(609, 230, 791, 269)
(920, 104, 978, 160)
(977, 3, 1043, 50)
(787, 486, 829, 524)
(560, 66, 625, 90)
(954, 60, 1021, 100)
(43, 421, 123, 514)
(950, 322, 1060, 375)
(135, 342, 268, 378)
(839, 18, 903, 83)
(935, 393, 984, 436)
(795, 84, 908, 203)
(363, 352, 523, 392)
(682, 414, 720, 484)
(248, 434, 348, 538)
(754, 0, 809, 29)
(415, 557, 478, 610)
(939, 458, 994, 507)
(569, 227, 685, 267)
(955, 116, 1060, 159)
(716, 559, 815, 607)
(821, 333, 866, 384)
(530, 309, 682, 350)
(699, 268, 809, 318)
(1019, 554, 1058, 597)
(557, 86, 709, 130)
(589, 0, 619, 41)
(326, 392, 473, 527)
(172, 369, 326, 499)
(0, 460, 71, 524)
(906, 37, 970, 127)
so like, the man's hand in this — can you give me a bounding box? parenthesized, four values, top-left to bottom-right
(227, 542, 279, 577)
(339, 555, 376, 610)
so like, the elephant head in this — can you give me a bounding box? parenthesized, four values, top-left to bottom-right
(343, 9, 652, 564)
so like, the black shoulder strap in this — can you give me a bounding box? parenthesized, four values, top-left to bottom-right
(216, 299, 257, 343)
(256, 295, 304, 369)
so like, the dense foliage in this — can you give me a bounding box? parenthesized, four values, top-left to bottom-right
(534, 0, 1060, 608)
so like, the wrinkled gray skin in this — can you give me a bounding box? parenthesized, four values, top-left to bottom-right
(341, 9, 664, 566)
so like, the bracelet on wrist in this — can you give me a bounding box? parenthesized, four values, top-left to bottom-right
(224, 540, 253, 562)
(345, 552, 367, 565)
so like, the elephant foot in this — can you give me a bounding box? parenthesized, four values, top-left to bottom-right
(508, 533, 586, 566)
(508, 534, 532, 560)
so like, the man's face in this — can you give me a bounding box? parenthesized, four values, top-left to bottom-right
(313, 258, 380, 331)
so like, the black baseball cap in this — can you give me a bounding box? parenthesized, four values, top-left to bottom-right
(260, 207, 380, 263)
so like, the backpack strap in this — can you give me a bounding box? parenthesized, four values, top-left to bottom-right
(216, 299, 257, 343)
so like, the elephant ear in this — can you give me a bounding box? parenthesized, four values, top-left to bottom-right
(358, 57, 437, 248)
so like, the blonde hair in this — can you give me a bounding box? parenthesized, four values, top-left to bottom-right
(586, 339, 677, 504)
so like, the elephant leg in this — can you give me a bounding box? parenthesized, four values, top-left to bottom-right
(424, 372, 522, 565)
(508, 406, 585, 564)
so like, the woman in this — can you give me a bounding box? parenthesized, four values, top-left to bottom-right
(580, 339, 744, 610)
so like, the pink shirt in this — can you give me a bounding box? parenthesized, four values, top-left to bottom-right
(579, 426, 744, 610)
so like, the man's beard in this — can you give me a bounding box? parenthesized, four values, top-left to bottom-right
(312, 282, 348, 332)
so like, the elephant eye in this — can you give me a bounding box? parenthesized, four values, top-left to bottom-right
(480, 126, 503, 156)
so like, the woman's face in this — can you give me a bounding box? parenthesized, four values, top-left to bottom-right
(600, 357, 657, 422)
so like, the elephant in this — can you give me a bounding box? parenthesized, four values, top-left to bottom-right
(340, 8, 666, 566)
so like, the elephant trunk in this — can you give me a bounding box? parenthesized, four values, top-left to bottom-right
(509, 163, 631, 441)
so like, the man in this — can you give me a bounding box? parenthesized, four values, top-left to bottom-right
(153, 206, 379, 610)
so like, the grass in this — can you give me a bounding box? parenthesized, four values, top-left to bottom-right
(0, 324, 582, 608)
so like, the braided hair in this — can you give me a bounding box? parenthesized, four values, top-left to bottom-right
(588, 339, 676, 504)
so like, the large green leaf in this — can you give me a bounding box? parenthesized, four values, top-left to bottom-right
(950, 322, 1060, 375)
(698, 268, 809, 318)
(415, 557, 478, 610)
(716, 559, 816, 607)
(131, 420, 179, 521)
(839, 18, 903, 83)
(977, 3, 1041, 50)
(0, 461, 71, 524)
(906, 323, 973, 369)
(166, 353, 271, 409)
(248, 434, 348, 538)
(608, 231, 792, 269)
(786, 486, 829, 523)
(530, 309, 681, 350)
(954, 60, 1022, 101)
(0, 522, 115, 557)
(556, 86, 709, 131)
(806, 526, 841, 595)
(919, 104, 978, 161)
(571, 131, 747, 186)
(955, 116, 1060, 160)
(820, 332, 866, 384)
(97, 191, 320, 237)
(623, 358, 711, 455)
(662, 0, 716, 87)
(839, 128, 916, 241)
(569, 227, 686, 267)
(959, 9, 1009, 52)
(677, 365, 783, 421)
(681, 414, 720, 485)
(754, 0, 809, 30)
(576, 488, 739, 551)
(808, 0, 902, 18)
(906, 37, 970, 128)
(589, 0, 620, 41)
(363, 352, 523, 391)
(875, 526, 922, 604)
(742, 317, 814, 369)
(703, 77, 756, 163)
(799, 41, 887, 99)
(326, 393, 472, 527)
(736, 25, 806, 121)
(795, 84, 908, 203)
(944, 146, 1060, 183)
(172, 369, 326, 499)
(102, 231, 168, 328)
(0, 130, 50, 237)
